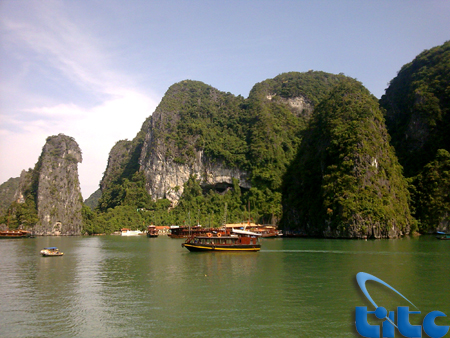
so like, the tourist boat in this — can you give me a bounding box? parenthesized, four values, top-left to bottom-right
(121, 228, 143, 236)
(182, 229, 261, 252)
(147, 225, 158, 237)
(436, 231, 450, 240)
(40, 247, 64, 256)
(0, 229, 32, 239)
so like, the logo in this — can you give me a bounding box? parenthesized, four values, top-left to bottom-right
(355, 272, 449, 338)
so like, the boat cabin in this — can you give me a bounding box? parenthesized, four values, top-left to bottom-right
(191, 235, 258, 246)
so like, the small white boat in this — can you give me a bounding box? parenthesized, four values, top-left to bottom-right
(40, 247, 64, 256)
(121, 228, 143, 236)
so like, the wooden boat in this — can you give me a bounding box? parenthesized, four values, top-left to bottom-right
(121, 228, 143, 236)
(182, 229, 261, 252)
(40, 247, 64, 256)
(147, 225, 158, 237)
(436, 231, 450, 240)
(0, 229, 32, 239)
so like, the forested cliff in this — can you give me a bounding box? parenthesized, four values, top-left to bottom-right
(92, 71, 350, 234)
(281, 80, 414, 238)
(380, 41, 450, 233)
(1, 41, 449, 237)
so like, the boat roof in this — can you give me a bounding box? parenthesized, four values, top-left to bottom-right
(232, 229, 262, 236)
(44, 247, 58, 250)
(195, 235, 239, 239)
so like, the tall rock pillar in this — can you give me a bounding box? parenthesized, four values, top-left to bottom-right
(34, 134, 83, 235)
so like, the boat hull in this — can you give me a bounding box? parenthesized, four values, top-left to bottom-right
(40, 249, 64, 256)
(0, 235, 29, 239)
(121, 230, 142, 236)
(183, 243, 260, 252)
(0, 230, 32, 239)
(41, 252, 64, 256)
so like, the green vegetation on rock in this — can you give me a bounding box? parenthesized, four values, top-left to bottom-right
(281, 79, 415, 238)
(380, 40, 450, 177)
(380, 40, 450, 233)
(408, 149, 450, 233)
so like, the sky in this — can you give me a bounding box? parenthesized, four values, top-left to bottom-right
(1, 0, 449, 199)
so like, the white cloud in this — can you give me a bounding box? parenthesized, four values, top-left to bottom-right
(0, 89, 157, 198)
(0, 0, 159, 198)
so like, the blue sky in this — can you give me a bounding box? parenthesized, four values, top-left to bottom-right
(1, 0, 449, 199)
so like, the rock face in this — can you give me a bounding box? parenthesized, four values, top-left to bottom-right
(101, 138, 142, 193)
(33, 134, 83, 235)
(266, 94, 314, 119)
(13, 170, 32, 204)
(139, 146, 250, 204)
(0, 177, 20, 212)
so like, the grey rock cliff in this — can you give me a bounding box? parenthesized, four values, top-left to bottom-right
(140, 142, 250, 205)
(33, 134, 83, 235)
(139, 116, 250, 206)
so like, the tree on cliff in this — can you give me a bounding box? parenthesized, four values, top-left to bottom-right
(281, 79, 415, 238)
(408, 149, 450, 233)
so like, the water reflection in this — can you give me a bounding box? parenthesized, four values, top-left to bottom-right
(277, 237, 450, 336)
(0, 235, 448, 337)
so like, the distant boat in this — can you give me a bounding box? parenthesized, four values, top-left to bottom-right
(121, 228, 143, 236)
(251, 226, 282, 238)
(182, 228, 261, 252)
(168, 225, 216, 238)
(0, 229, 32, 239)
(146, 225, 158, 238)
(436, 231, 450, 240)
(223, 222, 282, 238)
(40, 247, 64, 257)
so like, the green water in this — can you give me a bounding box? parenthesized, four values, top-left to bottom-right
(0, 235, 448, 337)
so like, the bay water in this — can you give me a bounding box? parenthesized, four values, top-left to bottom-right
(0, 235, 448, 337)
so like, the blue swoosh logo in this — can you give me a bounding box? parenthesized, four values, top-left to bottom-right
(356, 272, 417, 309)
(356, 272, 418, 328)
